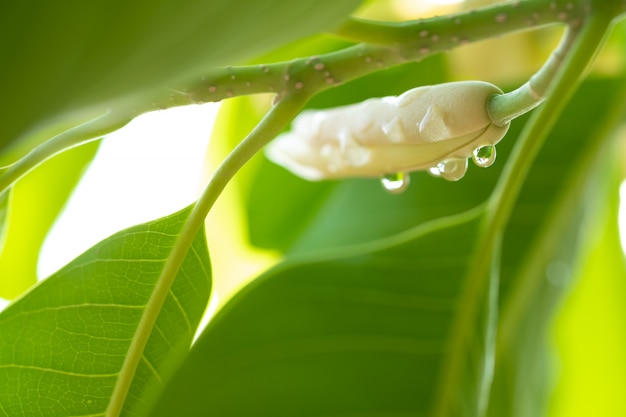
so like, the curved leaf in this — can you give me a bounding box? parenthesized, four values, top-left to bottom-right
(0, 208, 211, 417)
(147, 209, 498, 417)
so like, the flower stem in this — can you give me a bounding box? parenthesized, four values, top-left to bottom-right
(105, 93, 309, 417)
(433, 10, 614, 417)
(487, 25, 579, 126)
(488, 10, 613, 231)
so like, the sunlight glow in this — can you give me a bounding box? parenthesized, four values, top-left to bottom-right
(193, 293, 219, 343)
(428, 0, 464, 4)
(37, 104, 218, 279)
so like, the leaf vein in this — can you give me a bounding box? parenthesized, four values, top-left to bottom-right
(0, 364, 119, 379)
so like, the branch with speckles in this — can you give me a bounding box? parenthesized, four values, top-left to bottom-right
(148, 0, 595, 111)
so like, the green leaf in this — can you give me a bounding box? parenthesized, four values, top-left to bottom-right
(0, 207, 211, 417)
(147, 208, 498, 417)
(0, 141, 100, 299)
(549, 141, 626, 417)
(0, 193, 8, 248)
(1, 0, 361, 162)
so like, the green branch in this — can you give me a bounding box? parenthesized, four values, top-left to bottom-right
(148, 0, 588, 110)
(487, 10, 613, 233)
(333, 0, 585, 45)
(105, 92, 310, 417)
(0, 111, 131, 195)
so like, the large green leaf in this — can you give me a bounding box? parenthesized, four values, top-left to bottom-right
(1, 0, 361, 161)
(0, 141, 100, 299)
(0, 208, 211, 417)
(147, 209, 498, 417)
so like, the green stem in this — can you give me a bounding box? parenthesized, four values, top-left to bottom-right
(333, 0, 584, 45)
(150, 0, 587, 109)
(0, 111, 130, 195)
(105, 93, 309, 417)
(433, 10, 613, 417)
(488, 25, 578, 126)
(487, 11, 612, 233)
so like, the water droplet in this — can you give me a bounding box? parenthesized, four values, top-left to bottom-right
(437, 158, 468, 181)
(471, 145, 497, 168)
(428, 166, 441, 178)
(381, 172, 410, 194)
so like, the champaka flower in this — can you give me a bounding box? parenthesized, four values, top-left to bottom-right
(265, 81, 510, 181)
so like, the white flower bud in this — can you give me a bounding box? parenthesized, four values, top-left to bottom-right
(265, 81, 509, 180)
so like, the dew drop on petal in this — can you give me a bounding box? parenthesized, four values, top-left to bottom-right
(471, 145, 496, 168)
(437, 158, 468, 181)
(428, 166, 442, 178)
(381, 172, 410, 194)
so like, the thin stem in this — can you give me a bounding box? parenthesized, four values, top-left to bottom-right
(105, 93, 309, 417)
(433, 10, 613, 417)
(149, 0, 587, 109)
(487, 10, 612, 233)
(332, 0, 584, 45)
(488, 26, 579, 126)
(0, 111, 131, 195)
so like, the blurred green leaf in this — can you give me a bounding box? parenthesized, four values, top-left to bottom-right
(0, 0, 361, 161)
(0, 208, 211, 416)
(0, 193, 7, 246)
(147, 209, 499, 417)
(548, 139, 626, 417)
(0, 141, 100, 299)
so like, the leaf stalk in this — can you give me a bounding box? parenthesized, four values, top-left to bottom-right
(105, 93, 309, 417)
